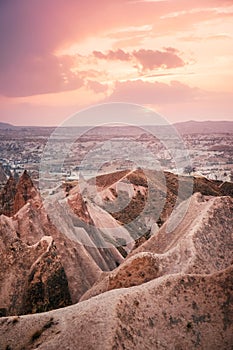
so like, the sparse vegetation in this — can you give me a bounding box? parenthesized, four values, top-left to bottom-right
(31, 318, 55, 343)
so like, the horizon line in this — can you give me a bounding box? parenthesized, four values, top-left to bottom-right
(1, 119, 233, 128)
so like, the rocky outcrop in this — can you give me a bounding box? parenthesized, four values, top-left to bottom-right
(13, 170, 38, 214)
(0, 171, 123, 306)
(80, 193, 233, 301)
(0, 215, 72, 316)
(0, 265, 232, 349)
(92, 169, 233, 231)
(11, 188, 122, 303)
(67, 187, 126, 268)
(219, 180, 233, 197)
(12, 199, 103, 304)
(0, 175, 17, 216)
(1, 168, 233, 321)
(0, 168, 232, 348)
(0, 170, 37, 216)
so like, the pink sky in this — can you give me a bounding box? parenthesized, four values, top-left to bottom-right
(0, 0, 233, 126)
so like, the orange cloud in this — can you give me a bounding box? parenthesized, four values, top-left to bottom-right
(133, 48, 185, 70)
(93, 49, 131, 61)
(92, 48, 185, 70)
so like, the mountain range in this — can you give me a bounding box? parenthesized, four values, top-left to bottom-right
(1, 120, 233, 134)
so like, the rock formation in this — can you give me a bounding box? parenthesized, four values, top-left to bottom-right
(90, 168, 233, 239)
(13, 170, 38, 214)
(0, 215, 72, 317)
(0, 169, 232, 349)
(0, 170, 37, 216)
(80, 193, 233, 301)
(0, 175, 17, 216)
(0, 171, 124, 312)
(0, 264, 232, 349)
(10, 186, 104, 304)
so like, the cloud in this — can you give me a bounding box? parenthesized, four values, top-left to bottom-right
(105, 79, 233, 122)
(0, 0, 232, 98)
(1, 80, 232, 126)
(92, 48, 185, 70)
(0, 0, 114, 97)
(0, 54, 84, 97)
(0, 45, 184, 97)
(86, 80, 109, 93)
(93, 49, 131, 61)
(133, 48, 185, 70)
(107, 79, 200, 104)
(180, 33, 232, 42)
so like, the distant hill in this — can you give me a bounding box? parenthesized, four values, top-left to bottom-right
(174, 120, 233, 134)
(1, 120, 232, 134)
(0, 122, 17, 129)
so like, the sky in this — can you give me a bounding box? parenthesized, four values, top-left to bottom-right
(0, 0, 233, 126)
